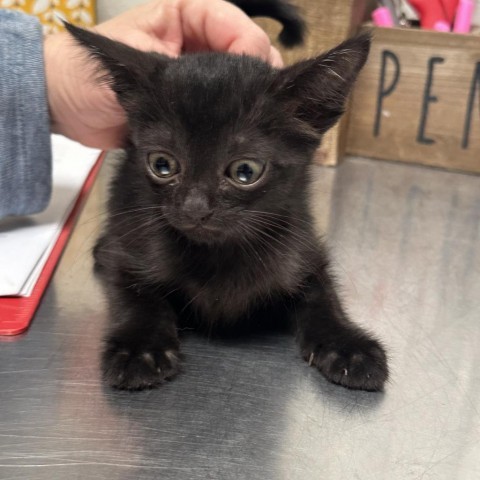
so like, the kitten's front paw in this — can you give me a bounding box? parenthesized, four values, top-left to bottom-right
(102, 342, 181, 391)
(303, 337, 388, 392)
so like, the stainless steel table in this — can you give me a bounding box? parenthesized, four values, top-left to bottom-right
(1, 154, 479, 479)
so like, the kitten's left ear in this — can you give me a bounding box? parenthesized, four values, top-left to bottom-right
(273, 33, 370, 136)
(64, 22, 170, 109)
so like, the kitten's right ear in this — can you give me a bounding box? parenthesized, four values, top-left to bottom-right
(64, 23, 169, 107)
(272, 33, 370, 137)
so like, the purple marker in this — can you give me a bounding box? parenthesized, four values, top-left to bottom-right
(454, 0, 475, 33)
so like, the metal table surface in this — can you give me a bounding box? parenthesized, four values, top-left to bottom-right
(1, 154, 479, 480)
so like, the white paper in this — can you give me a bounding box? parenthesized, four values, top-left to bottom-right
(0, 135, 100, 297)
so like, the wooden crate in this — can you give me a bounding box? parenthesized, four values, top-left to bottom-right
(347, 26, 480, 174)
(255, 0, 370, 166)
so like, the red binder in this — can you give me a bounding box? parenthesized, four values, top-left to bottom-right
(0, 153, 105, 336)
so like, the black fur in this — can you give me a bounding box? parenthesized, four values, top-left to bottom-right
(66, 14, 388, 392)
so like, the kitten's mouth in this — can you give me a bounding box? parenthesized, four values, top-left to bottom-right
(165, 213, 226, 243)
(175, 223, 225, 243)
(181, 224, 221, 233)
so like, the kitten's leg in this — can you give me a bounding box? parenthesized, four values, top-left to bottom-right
(102, 284, 181, 390)
(295, 266, 388, 392)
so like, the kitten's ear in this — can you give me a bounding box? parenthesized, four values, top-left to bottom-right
(273, 33, 370, 135)
(64, 23, 169, 107)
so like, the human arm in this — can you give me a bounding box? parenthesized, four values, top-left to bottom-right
(0, 10, 51, 218)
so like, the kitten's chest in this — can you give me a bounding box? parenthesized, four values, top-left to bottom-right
(179, 247, 305, 320)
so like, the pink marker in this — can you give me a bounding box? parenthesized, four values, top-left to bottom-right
(434, 20, 451, 32)
(454, 0, 474, 33)
(372, 6, 395, 28)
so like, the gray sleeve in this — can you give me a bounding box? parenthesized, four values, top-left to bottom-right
(0, 10, 52, 219)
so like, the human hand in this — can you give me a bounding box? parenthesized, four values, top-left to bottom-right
(44, 0, 283, 149)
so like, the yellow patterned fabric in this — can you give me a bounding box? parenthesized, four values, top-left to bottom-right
(1, 0, 96, 33)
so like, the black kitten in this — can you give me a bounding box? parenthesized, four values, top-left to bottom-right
(66, 6, 388, 392)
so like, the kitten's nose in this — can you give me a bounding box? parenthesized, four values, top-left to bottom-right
(183, 208, 213, 224)
(181, 189, 213, 224)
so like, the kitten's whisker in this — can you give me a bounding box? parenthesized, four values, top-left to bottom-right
(248, 223, 310, 258)
(244, 210, 314, 231)
(180, 279, 211, 315)
(240, 223, 291, 259)
(248, 216, 319, 253)
(78, 209, 109, 226)
(97, 213, 168, 252)
(236, 226, 270, 266)
(109, 205, 166, 217)
(68, 211, 165, 273)
(80, 205, 166, 227)
(251, 224, 318, 251)
(246, 210, 320, 246)
(109, 211, 168, 232)
(245, 209, 315, 228)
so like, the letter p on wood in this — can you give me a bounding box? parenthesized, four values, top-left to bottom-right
(374, 50, 401, 137)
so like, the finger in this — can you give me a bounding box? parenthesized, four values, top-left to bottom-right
(121, 30, 181, 57)
(97, 0, 183, 57)
(268, 46, 284, 68)
(141, 0, 184, 56)
(86, 125, 128, 150)
(179, 0, 272, 61)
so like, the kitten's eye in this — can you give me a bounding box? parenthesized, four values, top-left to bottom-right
(147, 152, 179, 180)
(227, 160, 265, 186)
